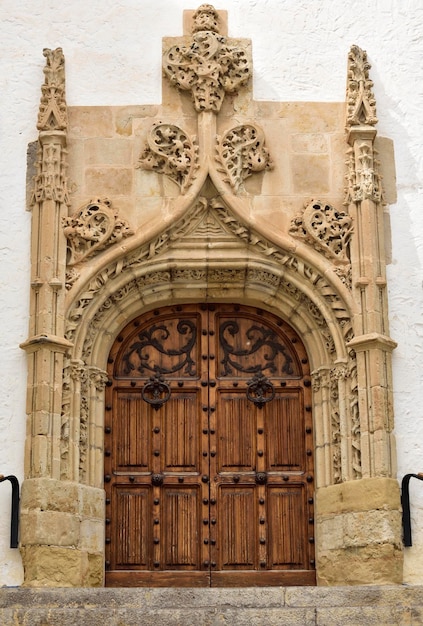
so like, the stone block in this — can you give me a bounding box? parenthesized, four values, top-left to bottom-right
(317, 543, 403, 585)
(316, 518, 343, 551)
(291, 133, 328, 153)
(115, 105, 159, 136)
(20, 510, 80, 547)
(79, 519, 104, 553)
(291, 154, 330, 194)
(85, 553, 104, 587)
(79, 484, 105, 518)
(278, 102, 344, 133)
(316, 606, 413, 626)
(68, 107, 114, 139)
(21, 478, 80, 514)
(343, 510, 402, 548)
(85, 167, 133, 196)
(20, 546, 87, 587)
(316, 478, 401, 516)
(85, 138, 132, 166)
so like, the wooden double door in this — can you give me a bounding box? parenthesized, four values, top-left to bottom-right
(104, 304, 315, 586)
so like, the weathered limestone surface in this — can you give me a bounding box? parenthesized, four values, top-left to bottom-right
(1, 587, 423, 625)
(316, 478, 403, 585)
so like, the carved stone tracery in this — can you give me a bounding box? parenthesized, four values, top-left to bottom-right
(163, 5, 251, 113)
(346, 44, 377, 127)
(138, 124, 199, 193)
(215, 124, 273, 192)
(290, 200, 353, 263)
(63, 198, 133, 265)
(37, 47, 67, 131)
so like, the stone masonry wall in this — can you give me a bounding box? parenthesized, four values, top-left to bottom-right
(1, 0, 423, 585)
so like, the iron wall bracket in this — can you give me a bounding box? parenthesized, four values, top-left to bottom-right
(401, 473, 423, 547)
(0, 474, 19, 548)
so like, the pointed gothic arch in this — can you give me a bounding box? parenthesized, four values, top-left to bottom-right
(20, 6, 402, 587)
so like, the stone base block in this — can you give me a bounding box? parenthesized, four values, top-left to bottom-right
(20, 478, 105, 587)
(21, 545, 103, 588)
(316, 477, 403, 585)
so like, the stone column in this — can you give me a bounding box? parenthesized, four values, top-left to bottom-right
(19, 49, 104, 587)
(316, 45, 402, 585)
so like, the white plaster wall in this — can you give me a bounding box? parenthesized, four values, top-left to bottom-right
(1, 0, 422, 586)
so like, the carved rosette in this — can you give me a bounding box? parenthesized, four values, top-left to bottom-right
(215, 124, 273, 192)
(63, 198, 133, 265)
(290, 200, 353, 262)
(138, 124, 199, 193)
(163, 5, 250, 113)
(346, 45, 377, 128)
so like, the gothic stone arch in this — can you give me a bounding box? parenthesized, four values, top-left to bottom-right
(20, 7, 402, 587)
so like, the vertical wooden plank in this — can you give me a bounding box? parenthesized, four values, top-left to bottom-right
(115, 392, 151, 468)
(216, 393, 255, 470)
(113, 486, 150, 567)
(267, 485, 306, 568)
(163, 393, 199, 471)
(266, 393, 305, 470)
(161, 486, 200, 568)
(217, 486, 257, 569)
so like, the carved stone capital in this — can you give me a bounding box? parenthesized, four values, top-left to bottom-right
(330, 362, 349, 381)
(311, 368, 331, 391)
(163, 7, 251, 113)
(88, 367, 109, 390)
(63, 198, 133, 265)
(138, 124, 199, 193)
(70, 359, 87, 383)
(290, 200, 353, 262)
(215, 124, 273, 192)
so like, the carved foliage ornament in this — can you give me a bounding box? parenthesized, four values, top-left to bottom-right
(65, 198, 353, 358)
(289, 200, 353, 263)
(163, 5, 251, 113)
(31, 142, 69, 206)
(192, 4, 220, 33)
(346, 45, 377, 128)
(63, 198, 133, 265)
(345, 144, 383, 204)
(215, 124, 273, 192)
(138, 124, 199, 193)
(37, 48, 67, 131)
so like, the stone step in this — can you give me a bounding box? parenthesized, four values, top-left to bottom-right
(1, 586, 423, 625)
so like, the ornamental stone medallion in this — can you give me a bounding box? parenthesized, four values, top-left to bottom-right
(20, 5, 401, 587)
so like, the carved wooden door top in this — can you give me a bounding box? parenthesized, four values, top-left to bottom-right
(104, 303, 315, 587)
